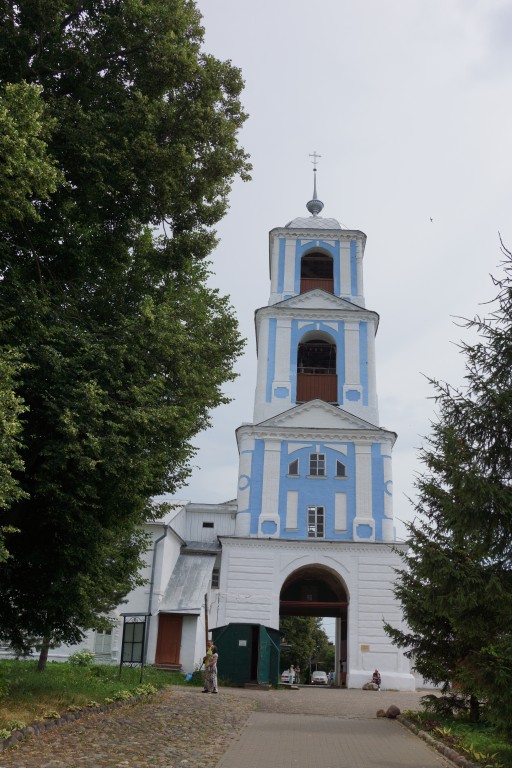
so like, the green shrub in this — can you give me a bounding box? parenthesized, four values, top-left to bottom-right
(112, 690, 133, 701)
(6, 719, 27, 731)
(67, 649, 95, 667)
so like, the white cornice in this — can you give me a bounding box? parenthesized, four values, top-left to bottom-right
(236, 423, 397, 446)
(218, 536, 406, 554)
(258, 398, 382, 430)
(269, 227, 367, 245)
(254, 302, 379, 326)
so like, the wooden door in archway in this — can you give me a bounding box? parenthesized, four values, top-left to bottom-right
(155, 614, 182, 665)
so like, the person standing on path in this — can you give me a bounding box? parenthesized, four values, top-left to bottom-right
(203, 641, 219, 693)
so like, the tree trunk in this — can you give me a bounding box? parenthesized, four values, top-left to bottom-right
(469, 694, 480, 722)
(37, 637, 50, 672)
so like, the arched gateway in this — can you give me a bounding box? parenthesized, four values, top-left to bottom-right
(280, 565, 348, 619)
(280, 564, 348, 686)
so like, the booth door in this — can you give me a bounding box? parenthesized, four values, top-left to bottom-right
(155, 614, 182, 665)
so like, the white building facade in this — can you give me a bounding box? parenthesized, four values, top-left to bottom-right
(4, 185, 415, 689)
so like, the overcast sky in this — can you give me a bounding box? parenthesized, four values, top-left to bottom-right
(175, 0, 512, 551)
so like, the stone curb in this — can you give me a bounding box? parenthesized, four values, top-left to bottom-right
(397, 715, 478, 768)
(0, 690, 160, 753)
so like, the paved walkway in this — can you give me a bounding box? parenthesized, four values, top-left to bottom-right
(217, 687, 451, 768)
(0, 686, 452, 768)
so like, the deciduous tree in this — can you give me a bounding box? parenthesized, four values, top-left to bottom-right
(0, 80, 62, 560)
(0, 0, 249, 667)
(279, 616, 332, 680)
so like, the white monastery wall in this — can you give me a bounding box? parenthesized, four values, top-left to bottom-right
(216, 538, 414, 690)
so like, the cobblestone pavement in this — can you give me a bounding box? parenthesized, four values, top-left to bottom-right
(0, 687, 255, 768)
(0, 686, 441, 768)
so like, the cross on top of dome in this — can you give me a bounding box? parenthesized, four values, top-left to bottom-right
(285, 153, 342, 230)
(306, 151, 324, 216)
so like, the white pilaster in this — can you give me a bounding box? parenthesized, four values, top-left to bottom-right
(283, 238, 296, 295)
(235, 434, 255, 537)
(271, 318, 292, 405)
(355, 237, 365, 307)
(269, 235, 280, 300)
(381, 447, 394, 542)
(340, 242, 351, 297)
(343, 321, 362, 404)
(258, 439, 281, 537)
(253, 316, 270, 422)
(366, 319, 379, 423)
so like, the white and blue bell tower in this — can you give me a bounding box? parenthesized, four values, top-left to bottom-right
(216, 168, 414, 690)
(234, 170, 396, 546)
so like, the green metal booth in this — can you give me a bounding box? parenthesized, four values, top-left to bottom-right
(212, 623, 281, 687)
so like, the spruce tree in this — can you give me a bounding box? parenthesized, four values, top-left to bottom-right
(385, 242, 512, 733)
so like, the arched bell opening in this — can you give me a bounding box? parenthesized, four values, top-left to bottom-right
(279, 565, 348, 686)
(297, 332, 337, 403)
(300, 250, 334, 294)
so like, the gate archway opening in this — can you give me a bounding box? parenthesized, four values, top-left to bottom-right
(279, 565, 348, 687)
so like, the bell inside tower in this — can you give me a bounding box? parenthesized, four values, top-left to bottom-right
(297, 337, 337, 403)
(300, 251, 334, 294)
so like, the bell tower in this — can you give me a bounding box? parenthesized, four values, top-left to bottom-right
(235, 168, 396, 544)
(215, 163, 414, 690)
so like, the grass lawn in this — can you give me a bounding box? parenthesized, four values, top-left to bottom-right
(0, 659, 201, 736)
(404, 710, 512, 768)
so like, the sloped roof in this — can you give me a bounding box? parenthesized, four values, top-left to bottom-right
(159, 553, 216, 614)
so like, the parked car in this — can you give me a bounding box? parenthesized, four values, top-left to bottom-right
(311, 670, 328, 685)
(281, 670, 290, 683)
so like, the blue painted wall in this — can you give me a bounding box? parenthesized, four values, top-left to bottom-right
(244, 439, 389, 541)
(277, 440, 356, 540)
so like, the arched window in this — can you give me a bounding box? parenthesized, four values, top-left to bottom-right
(296, 336, 337, 403)
(300, 251, 334, 294)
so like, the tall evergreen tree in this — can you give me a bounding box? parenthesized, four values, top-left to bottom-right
(385, 242, 512, 733)
(0, 0, 250, 667)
